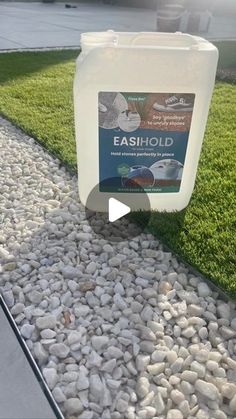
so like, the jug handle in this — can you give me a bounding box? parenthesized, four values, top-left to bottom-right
(130, 32, 200, 49)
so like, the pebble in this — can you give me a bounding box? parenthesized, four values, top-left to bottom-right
(42, 367, 58, 390)
(180, 380, 194, 395)
(167, 409, 183, 419)
(136, 355, 150, 371)
(33, 342, 48, 364)
(188, 304, 204, 316)
(136, 377, 150, 398)
(105, 346, 123, 359)
(68, 280, 77, 293)
(140, 306, 153, 322)
(159, 281, 172, 294)
(40, 329, 56, 339)
(52, 387, 66, 403)
(64, 398, 83, 415)
(195, 379, 219, 400)
(86, 261, 97, 274)
(91, 335, 109, 351)
(197, 282, 211, 297)
(74, 304, 90, 317)
(153, 392, 165, 414)
(116, 399, 128, 413)
(90, 374, 104, 401)
(179, 400, 190, 416)
(49, 343, 70, 358)
(151, 350, 167, 363)
(217, 303, 231, 320)
(102, 359, 117, 373)
(77, 232, 92, 242)
(109, 257, 121, 267)
(131, 301, 143, 313)
(221, 383, 236, 399)
(171, 358, 184, 374)
(147, 362, 166, 376)
(220, 325, 236, 340)
(114, 282, 125, 295)
(20, 323, 35, 339)
(113, 294, 127, 311)
(11, 303, 25, 315)
(103, 244, 113, 253)
(182, 326, 196, 338)
(3, 290, 14, 307)
(77, 372, 89, 391)
(191, 361, 206, 378)
(206, 360, 218, 371)
(139, 341, 155, 354)
(36, 315, 57, 330)
(28, 290, 42, 304)
(3, 261, 17, 271)
(199, 326, 208, 339)
(170, 389, 185, 404)
(21, 264, 32, 274)
(88, 351, 103, 368)
(195, 349, 209, 363)
(0, 246, 11, 260)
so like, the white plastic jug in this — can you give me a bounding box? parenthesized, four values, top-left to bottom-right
(74, 31, 218, 212)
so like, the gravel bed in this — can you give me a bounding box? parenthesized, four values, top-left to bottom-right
(0, 116, 236, 419)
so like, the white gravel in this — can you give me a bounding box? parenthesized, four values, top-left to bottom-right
(0, 116, 236, 419)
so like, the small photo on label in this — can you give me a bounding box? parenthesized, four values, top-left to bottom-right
(118, 110, 141, 132)
(99, 92, 128, 129)
(122, 165, 155, 188)
(150, 159, 183, 181)
(152, 94, 194, 113)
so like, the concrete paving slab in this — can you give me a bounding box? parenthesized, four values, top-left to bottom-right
(0, 2, 155, 49)
(0, 296, 61, 419)
(0, 2, 235, 50)
(0, 36, 26, 49)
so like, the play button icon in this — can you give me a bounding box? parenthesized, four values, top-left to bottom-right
(109, 198, 130, 222)
(84, 177, 151, 242)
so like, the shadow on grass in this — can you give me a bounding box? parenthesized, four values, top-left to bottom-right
(0, 49, 79, 85)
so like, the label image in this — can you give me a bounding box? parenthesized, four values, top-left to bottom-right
(98, 92, 195, 193)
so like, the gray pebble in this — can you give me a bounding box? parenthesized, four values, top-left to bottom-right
(49, 343, 70, 358)
(36, 315, 57, 330)
(91, 335, 109, 351)
(11, 303, 25, 316)
(52, 387, 66, 403)
(136, 377, 150, 398)
(195, 379, 219, 400)
(28, 290, 42, 304)
(20, 323, 35, 339)
(42, 367, 58, 390)
(64, 398, 83, 415)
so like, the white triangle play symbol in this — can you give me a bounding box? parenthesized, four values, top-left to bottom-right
(109, 198, 131, 223)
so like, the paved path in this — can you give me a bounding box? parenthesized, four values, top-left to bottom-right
(0, 2, 236, 50)
(0, 2, 156, 49)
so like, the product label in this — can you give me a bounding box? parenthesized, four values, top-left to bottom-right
(99, 92, 195, 193)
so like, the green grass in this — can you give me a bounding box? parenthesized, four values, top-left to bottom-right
(0, 48, 235, 298)
(0, 50, 78, 170)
